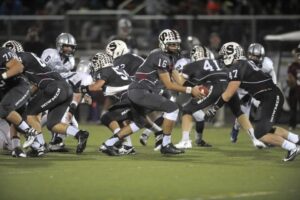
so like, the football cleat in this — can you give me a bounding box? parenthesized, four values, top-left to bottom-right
(230, 127, 239, 143)
(252, 139, 267, 149)
(118, 145, 136, 155)
(175, 140, 192, 149)
(23, 128, 38, 149)
(48, 136, 67, 152)
(283, 146, 300, 162)
(11, 147, 27, 158)
(139, 133, 149, 146)
(101, 143, 120, 156)
(195, 139, 212, 147)
(154, 135, 163, 151)
(75, 130, 89, 154)
(160, 143, 185, 154)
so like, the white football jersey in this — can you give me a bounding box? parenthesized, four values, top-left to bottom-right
(41, 48, 75, 78)
(261, 57, 277, 84)
(174, 57, 191, 72)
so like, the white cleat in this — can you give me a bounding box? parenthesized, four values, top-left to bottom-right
(175, 140, 192, 149)
(252, 139, 267, 149)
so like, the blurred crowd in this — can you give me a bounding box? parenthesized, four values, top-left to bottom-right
(1, 0, 300, 15)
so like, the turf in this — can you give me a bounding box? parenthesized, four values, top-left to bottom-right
(0, 124, 299, 200)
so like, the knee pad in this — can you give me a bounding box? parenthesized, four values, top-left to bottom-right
(192, 110, 205, 122)
(0, 104, 12, 119)
(163, 109, 179, 121)
(100, 112, 113, 127)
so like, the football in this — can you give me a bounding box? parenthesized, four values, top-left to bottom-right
(198, 85, 209, 96)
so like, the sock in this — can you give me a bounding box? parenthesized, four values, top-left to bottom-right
(17, 121, 30, 132)
(123, 136, 132, 147)
(287, 132, 299, 143)
(195, 121, 205, 140)
(162, 134, 171, 146)
(66, 125, 79, 136)
(154, 130, 163, 137)
(233, 119, 240, 130)
(57, 133, 66, 140)
(281, 140, 296, 151)
(36, 134, 45, 145)
(31, 141, 41, 149)
(182, 131, 190, 141)
(247, 128, 256, 141)
(105, 137, 120, 146)
(142, 128, 153, 137)
(113, 128, 121, 134)
(11, 136, 20, 149)
(154, 116, 164, 126)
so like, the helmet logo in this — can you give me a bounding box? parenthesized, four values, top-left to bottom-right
(108, 42, 117, 52)
(159, 32, 167, 43)
(226, 45, 234, 54)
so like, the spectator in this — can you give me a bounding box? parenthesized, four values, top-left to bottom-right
(287, 45, 300, 130)
(23, 24, 47, 57)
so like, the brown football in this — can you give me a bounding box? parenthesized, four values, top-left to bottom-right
(198, 85, 209, 96)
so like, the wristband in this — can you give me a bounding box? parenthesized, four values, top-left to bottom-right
(1, 72, 7, 79)
(80, 85, 89, 94)
(215, 96, 227, 108)
(185, 87, 192, 94)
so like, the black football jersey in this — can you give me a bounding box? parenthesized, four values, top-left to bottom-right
(0, 47, 24, 91)
(133, 48, 178, 90)
(113, 53, 144, 77)
(94, 65, 131, 98)
(227, 59, 275, 98)
(16, 52, 63, 88)
(182, 59, 228, 86)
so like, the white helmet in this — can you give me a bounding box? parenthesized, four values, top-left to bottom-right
(219, 42, 244, 66)
(158, 29, 181, 53)
(247, 43, 265, 64)
(56, 33, 77, 57)
(190, 45, 208, 62)
(2, 40, 24, 53)
(106, 40, 129, 59)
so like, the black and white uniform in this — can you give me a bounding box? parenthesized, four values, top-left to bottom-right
(97, 64, 134, 125)
(181, 59, 229, 115)
(17, 51, 73, 130)
(113, 53, 144, 77)
(227, 59, 283, 138)
(128, 49, 179, 126)
(0, 48, 31, 118)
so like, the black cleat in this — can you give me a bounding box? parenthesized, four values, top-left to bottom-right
(75, 130, 89, 154)
(195, 139, 212, 147)
(12, 147, 27, 158)
(139, 133, 149, 146)
(160, 143, 185, 154)
(283, 146, 300, 162)
(101, 144, 120, 156)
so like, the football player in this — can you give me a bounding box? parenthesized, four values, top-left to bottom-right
(230, 43, 277, 143)
(106, 40, 165, 150)
(101, 29, 204, 156)
(0, 45, 40, 157)
(205, 42, 300, 161)
(41, 33, 92, 151)
(3, 40, 89, 155)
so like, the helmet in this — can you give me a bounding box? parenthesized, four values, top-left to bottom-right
(106, 40, 129, 59)
(118, 18, 132, 36)
(90, 52, 113, 78)
(2, 40, 24, 53)
(158, 29, 181, 53)
(190, 45, 208, 62)
(219, 42, 244, 66)
(76, 59, 91, 74)
(56, 33, 77, 57)
(186, 36, 201, 50)
(247, 43, 265, 64)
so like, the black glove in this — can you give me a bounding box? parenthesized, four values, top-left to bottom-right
(205, 105, 219, 122)
(69, 80, 81, 93)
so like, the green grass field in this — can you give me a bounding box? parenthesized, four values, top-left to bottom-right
(0, 124, 299, 200)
